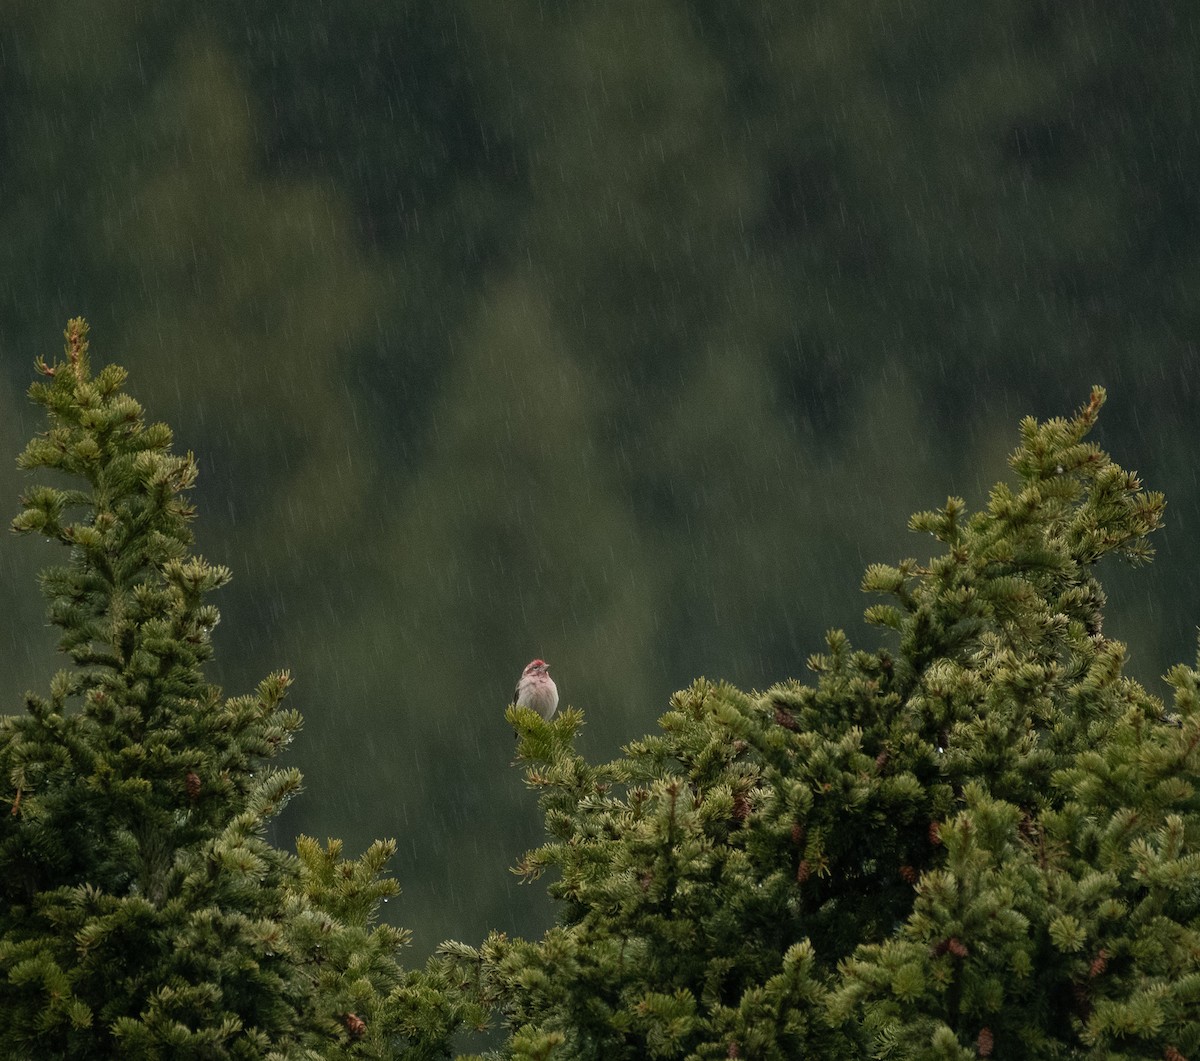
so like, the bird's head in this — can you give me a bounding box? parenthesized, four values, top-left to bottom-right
(523, 659, 550, 677)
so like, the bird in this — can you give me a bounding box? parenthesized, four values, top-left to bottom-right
(513, 659, 559, 721)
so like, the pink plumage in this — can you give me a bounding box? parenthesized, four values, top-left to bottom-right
(513, 659, 559, 720)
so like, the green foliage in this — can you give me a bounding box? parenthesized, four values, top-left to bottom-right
(433, 388, 1198, 1059)
(5, 325, 1198, 1058)
(0, 321, 448, 1059)
(6, 0, 1200, 959)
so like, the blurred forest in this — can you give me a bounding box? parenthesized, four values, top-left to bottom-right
(2, 0, 1199, 958)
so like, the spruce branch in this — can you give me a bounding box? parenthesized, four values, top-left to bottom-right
(1, 322, 418, 1059)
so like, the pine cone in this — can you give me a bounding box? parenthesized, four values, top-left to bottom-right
(774, 704, 798, 731)
(1164, 1048, 1188, 1061)
(928, 820, 942, 846)
(727, 1042, 741, 1058)
(796, 859, 811, 883)
(731, 791, 751, 823)
(875, 749, 890, 771)
(1089, 948, 1109, 978)
(977, 1026, 994, 1057)
(947, 937, 968, 958)
(790, 822, 806, 846)
(899, 864, 918, 884)
(343, 1012, 366, 1040)
(185, 771, 201, 802)
(1071, 982, 1091, 1021)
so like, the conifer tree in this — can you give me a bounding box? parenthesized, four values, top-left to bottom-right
(0, 321, 429, 1059)
(428, 389, 1199, 1059)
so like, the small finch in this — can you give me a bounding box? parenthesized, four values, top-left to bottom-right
(513, 659, 559, 720)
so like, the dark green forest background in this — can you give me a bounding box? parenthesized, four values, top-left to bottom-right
(2, 0, 1198, 959)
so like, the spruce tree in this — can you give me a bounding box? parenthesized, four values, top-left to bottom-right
(0, 321, 426, 1059)
(428, 389, 1199, 1059)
